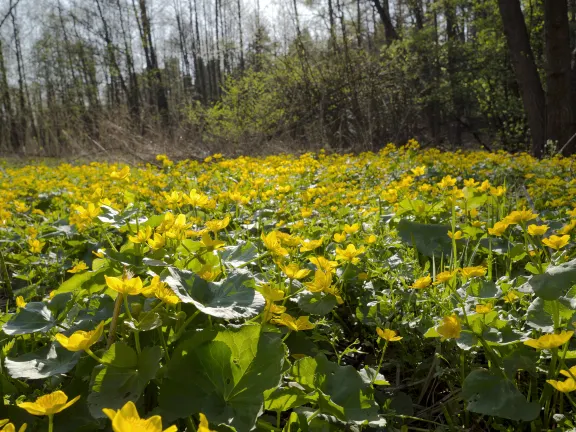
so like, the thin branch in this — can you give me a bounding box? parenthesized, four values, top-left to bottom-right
(0, 0, 21, 29)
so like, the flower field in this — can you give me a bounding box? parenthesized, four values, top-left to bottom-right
(2, 143, 576, 431)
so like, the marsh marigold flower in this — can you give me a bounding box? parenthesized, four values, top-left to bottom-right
(488, 221, 509, 236)
(434, 270, 456, 285)
(18, 391, 80, 416)
(102, 401, 177, 432)
(300, 238, 324, 252)
(272, 314, 315, 331)
(410, 275, 431, 289)
(376, 328, 402, 342)
(335, 244, 365, 264)
(55, 321, 105, 352)
(448, 230, 462, 240)
(527, 224, 548, 236)
(461, 266, 487, 279)
(542, 235, 570, 250)
(15, 296, 26, 308)
(524, 330, 573, 350)
(475, 303, 493, 314)
(309, 256, 338, 273)
(105, 275, 143, 296)
(110, 166, 130, 180)
(0, 421, 27, 432)
(437, 314, 461, 340)
(68, 261, 89, 274)
(281, 263, 311, 280)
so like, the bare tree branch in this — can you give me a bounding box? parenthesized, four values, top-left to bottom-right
(0, 0, 21, 29)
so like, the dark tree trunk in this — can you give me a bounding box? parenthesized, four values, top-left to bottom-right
(372, 0, 399, 42)
(497, 0, 546, 157)
(545, 0, 573, 154)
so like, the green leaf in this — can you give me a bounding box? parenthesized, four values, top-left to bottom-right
(397, 219, 451, 257)
(101, 342, 138, 369)
(297, 292, 337, 316)
(291, 354, 378, 422)
(54, 267, 109, 295)
(165, 267, 265, 319)
(159, 325, 285, 430)
(2, 302, 56, 335)
(220, 241, 259, 268)
(87, 346, 161, 418)
(264, 386, 317, 412)
(5, 343, 81, 379)
(462, 369, 539, 421)
(521, 258, 576, 300)
(503, 347, 538, 378)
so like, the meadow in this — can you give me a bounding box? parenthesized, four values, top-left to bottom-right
(1, 142, 576, 431)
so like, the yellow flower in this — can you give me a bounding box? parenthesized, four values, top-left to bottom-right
(542, 235, 570, 250)
(365, 234, 377, 244)
(410, 166, 426, 176)
(434, 270, 456, 285)
(28, 239, 45, 254)
(309, 256, 338, 273)
(16, 296, 26, 308)
(489, 186, 506, 197)
(381, 188, 398, 203)
(300, 238, 324, 252)
(261, 231, 289, 256)
(504, 209, 538, 225)
(437, 314, 461, 340)
(448, 230, 462, 240)
(300, 207, 313, 218)
(110, 166, 131, 180)
(475, 303, 493, 314)
(197, 413, 214, 432)
(105, 275, 143, 296)
(281, 263, 311, 280)
(154, 284, 180, 305)
(102, 401, 177, 432)
(547, 378, 576, 393)
(147, 233, 166, 250)
(524, 331, 573, 350)
(68, 262, 89, 274)
(335, 244, 365, 264)
(438, 175, 457, 188)
(200, 233, 225, 251)
(333, 232, 347, 243)
(262, 302, 286, 322)
(376, 328, 402, 342)
(305, 270, 333, 293)
(410, 275, 431, 289)
(527, 224, 548, 236)
(205, 216, 230, 233)
(272, 314, 315, 331)
(488, 221, 509, 236)
(257, 283, 285, 301)
(503, 290, 520, 303)
(343, 223, 360, 234)
(55, 321, 105, 352)
(464, 178, 479, 188)
(141, 276, 165, 297)
(128, 226, 153, 244)
(0, 422, 27, 432)
(18, 391, 80, 416)
(461, 266, 487, 279)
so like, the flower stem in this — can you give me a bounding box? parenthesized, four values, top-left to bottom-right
(106, 294, 124, 348)
(85, 348, 108, 365)
(372, 341, 388, 386)
(123, 296, 141, 354)
(48, 414, 54, 432)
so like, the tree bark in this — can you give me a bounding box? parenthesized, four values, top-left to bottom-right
(372, 0, 399, 42)
(545, 0, 573, 154)
(497, 0, 546, 157)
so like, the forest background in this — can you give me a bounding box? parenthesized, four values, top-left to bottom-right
(0, 0, 574, 159)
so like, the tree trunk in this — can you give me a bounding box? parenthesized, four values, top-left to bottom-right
(372, 0, 399, 42)
(545, 0, 573, 154)
(497, 0, 546, 157)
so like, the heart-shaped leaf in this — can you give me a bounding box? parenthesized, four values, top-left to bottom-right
(3, 302, 56, 335)
(165, 267, 265, 319)
(5, 343, 81, 379)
